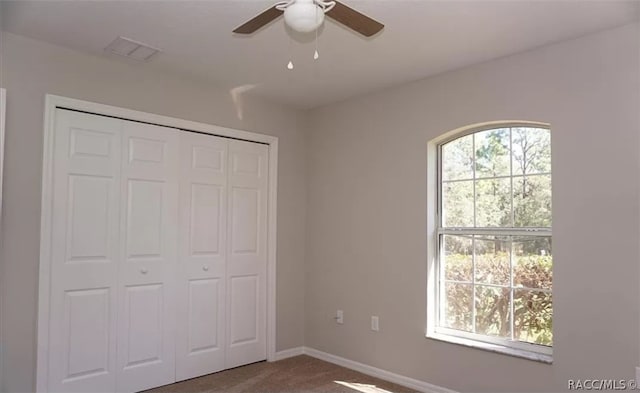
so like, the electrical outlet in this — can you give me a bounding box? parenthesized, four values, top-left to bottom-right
(371, 316, 379, 331)
(336, 310, 344, 324)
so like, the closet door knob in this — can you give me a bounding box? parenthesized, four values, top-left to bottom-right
(140, 268, 148, 274)
(203, 265, 209, 271)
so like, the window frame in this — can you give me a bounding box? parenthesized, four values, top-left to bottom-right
(426, 121, 553, 363)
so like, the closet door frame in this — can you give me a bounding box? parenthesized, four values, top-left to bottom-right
(36, 95, 279, 393)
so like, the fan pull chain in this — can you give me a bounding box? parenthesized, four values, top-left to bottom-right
(313, 28, 319, 60)
(314, 3, 320, 60)
(287, 34, 294, 70)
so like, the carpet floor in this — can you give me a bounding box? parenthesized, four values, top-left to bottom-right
(143, 355, 417, 393)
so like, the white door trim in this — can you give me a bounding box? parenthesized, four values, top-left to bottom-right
(36, 94, 279, 393)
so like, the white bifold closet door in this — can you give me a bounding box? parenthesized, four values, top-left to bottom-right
(46, 109, 268, 393)
(115, 121, 180, 392)
(224, 140, 268, 369)
(175, 133, 268, 380)
(48, 110, 123, 393)
(175, 132, 228, 380)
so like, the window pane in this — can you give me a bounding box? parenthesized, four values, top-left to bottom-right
(475, 286, 511, 338)
(476, 178, 511, 227)
(443, 235, 472, 281)
(514, 175, 551, 227)
(514, 289, 553, 346)
(475, 128, 510, 178)
(442, 135, 473, 181)
(475, 236, 510, 286)
(443, 180, 473, 227)
(512, 127, 551, 175)
(442, 282, 473, 332)
(513, 237, 552, 290)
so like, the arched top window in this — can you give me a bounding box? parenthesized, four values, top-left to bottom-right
(428, 123, 552, 361)
(440, 125, 551, 229)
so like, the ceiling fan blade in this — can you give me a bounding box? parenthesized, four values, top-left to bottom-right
(233, 6, 283, 34)
(326, 1, 384, 37)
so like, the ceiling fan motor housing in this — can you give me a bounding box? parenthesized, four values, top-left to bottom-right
(233, 0, 383, 38)
(283, 0, 326, 33)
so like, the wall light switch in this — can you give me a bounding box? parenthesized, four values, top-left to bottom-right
(336, 310, 344, 324)
(371, 316, 379, 331)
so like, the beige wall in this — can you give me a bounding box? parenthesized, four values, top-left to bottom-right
(0, 32, 307, 393)
(305, 23, 640, 392)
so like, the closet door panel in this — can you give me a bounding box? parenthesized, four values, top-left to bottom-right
(230, 187, 260, 255)
(187, 278, 221, 351)
(229, 275, 258, 345)
(116, 122, 179, 393)
(48, 110, 122, 393)
(226, 140, 268, 369)
(176, 133, 228, 381)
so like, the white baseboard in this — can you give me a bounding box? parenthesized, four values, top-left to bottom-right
(302, 347, 458, 393)
(272, 346, 305, 361)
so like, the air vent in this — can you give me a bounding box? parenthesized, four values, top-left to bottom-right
(105, 36, 161, 62)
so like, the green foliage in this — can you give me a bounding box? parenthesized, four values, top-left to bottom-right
(441, 127, 552, 229)
(475, 128, 510, 178)
(443, 253, 553, 346)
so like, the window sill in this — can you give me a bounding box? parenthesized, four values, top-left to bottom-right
(426, 332, 553, 364)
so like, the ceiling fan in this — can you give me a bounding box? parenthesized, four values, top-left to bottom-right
(233, 0, 384, 37)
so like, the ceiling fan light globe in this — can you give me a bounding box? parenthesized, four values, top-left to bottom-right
(283, 2, 324, 33)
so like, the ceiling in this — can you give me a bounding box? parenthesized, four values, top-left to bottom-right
(2, 0, 638, 109)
